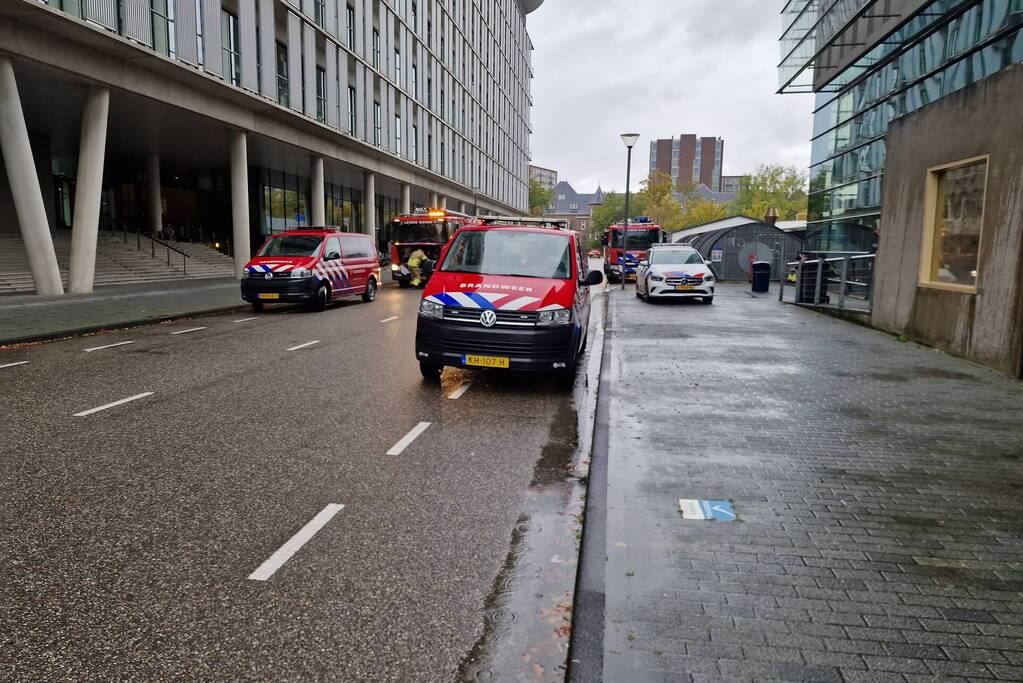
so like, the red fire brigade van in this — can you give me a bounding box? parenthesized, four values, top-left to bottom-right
(415, 217, 603, 388)
(241, 228, 380, 312)
(601, 216, 667, 282)
(382, 208, 474, 287)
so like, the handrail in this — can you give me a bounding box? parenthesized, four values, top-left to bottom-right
(98, 216, 191, 276)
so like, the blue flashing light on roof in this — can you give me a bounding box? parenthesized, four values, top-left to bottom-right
(633, 216, 651, 223)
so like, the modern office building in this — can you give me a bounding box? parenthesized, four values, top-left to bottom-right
(720, 175, 745, 195)
(779, 1, 1023, 376)
(648, 134, 724, 192)
(778, 0, 1023, 253)
(528, 163, 557, 190)
(0, 0, 543, 296)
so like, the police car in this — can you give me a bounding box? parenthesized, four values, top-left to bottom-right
(415, 217, 603, 388)
(635, 244, 715, 303)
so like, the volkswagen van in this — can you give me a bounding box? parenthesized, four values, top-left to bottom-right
(415, 218, 603, 388)
(240, 228, 380, 312)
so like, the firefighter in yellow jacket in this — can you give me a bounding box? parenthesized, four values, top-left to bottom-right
(408, 248, 428, 288)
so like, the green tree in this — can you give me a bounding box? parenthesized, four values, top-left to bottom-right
(727, 164, 808, 221)
(640, 170, 686, 231)
(680, 200, 729, 227)
(528, 178, 553, 216)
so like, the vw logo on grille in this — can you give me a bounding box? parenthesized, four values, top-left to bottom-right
(264, 272, 273, 280)
(479, 309, 497, 327)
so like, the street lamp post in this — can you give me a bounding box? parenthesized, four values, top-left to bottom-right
(620, 133, 640, 290)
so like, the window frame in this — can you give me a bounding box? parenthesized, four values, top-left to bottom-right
(918, 154, 989, 294)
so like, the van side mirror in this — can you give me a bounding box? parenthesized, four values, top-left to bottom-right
(422, 260, 436, 277)
(325, 251, 341, 261)
(639, 260, 648, 267)
(581, 270, 604, 287)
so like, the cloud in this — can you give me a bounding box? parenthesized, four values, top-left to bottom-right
(526, 0, 814, 192)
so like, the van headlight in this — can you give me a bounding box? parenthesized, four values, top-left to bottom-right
(419, 299, 444, 319)
(291, 267, 311, 279)
(241, 270, 251, 279)
(537, 308, 572, 327)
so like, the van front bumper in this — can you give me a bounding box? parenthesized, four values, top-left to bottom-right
(415, 318, 578, 370)
(241, 277, 318, 303)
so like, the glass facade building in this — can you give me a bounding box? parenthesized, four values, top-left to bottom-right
(780, 0, 1023, 252)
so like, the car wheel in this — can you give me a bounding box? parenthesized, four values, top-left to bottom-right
(309, 284, 328, 312)
(419, 361, 442, 381)
(251, 300, 264, 313)
(554, 365, 576, 391)
(702, 296, 714, 305)
(362, 278, 377, 302)
(398, 279, 411, 289)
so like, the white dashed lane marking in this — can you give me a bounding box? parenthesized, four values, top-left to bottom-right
(0, 361, 30, 369)
(73, 392, 154, 417)
(448, 382, 472, 400)
(386, 422, 431, 455)
(233, 317, 260, 323)
(169, 327, 207, 336)
(286, 340, 320, 351)
(379, 316, 399, 323)
(248, 504, 346, 581)
(84, 341, 135, 352)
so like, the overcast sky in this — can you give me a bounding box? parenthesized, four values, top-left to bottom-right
(527, 0, 815, 193)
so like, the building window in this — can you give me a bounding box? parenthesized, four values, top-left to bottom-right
(395, 115, 402, 155)
(557, 194, 565, 200)
(373, 101, 381, 145)
(151, 0, 173, 56)
(427, 77, 432, 108)
(428, 133, 433, 168)
(313, 0, 325, 27)
(412, 124, 418, 162)
(347, 86, 357, 135)
(346, 5, 355, 50)
(394, 49, 401, 82)
(315, 67, 327, 122)
(372, 29, 380, 68)
(274, 43, 288, 106)
(569, 204, 578, 210)
(441, 141, 446, 174)
(411, 1, 417, 28)
(220, 10, 240, 85)
(920, 156, 987, 291)
(411, 64, 418, 98)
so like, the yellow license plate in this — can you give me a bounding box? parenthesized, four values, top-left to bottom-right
(676, 285, 696, 291)
(258, 292, 280, 299)
(462, 354, 510, 368)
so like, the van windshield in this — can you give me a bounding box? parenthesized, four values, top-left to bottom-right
(258, 235, 323, 257)
(441, 230, 572, 279)
(608, 228, 660, 250)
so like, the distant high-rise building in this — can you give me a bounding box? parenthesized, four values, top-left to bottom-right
(529, 165, 559, 191)
(649, 135, 724, 191)
(720, 175, 746, 195)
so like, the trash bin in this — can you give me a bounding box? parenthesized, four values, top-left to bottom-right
(751, 261, 771, 293)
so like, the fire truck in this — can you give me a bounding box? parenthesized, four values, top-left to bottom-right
(601, 216, 668, 282)
(382, 208, 475, 288)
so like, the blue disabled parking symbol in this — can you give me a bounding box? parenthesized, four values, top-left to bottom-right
(679, 499, 737, 521)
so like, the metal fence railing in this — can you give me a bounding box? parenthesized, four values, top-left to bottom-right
(779, 253, 875, 313)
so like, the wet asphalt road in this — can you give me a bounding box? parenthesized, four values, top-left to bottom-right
(0, 285, 588, 681)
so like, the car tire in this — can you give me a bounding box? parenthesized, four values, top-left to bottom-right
(554, 365, 576, 391)
(419, 361, 442, 380)
(362, 278, 377, 302)
(398, 279, 411, 289)
(251, 300, 264, 313)
(310, 284, 328, 312)
(702, 296, 714, 305)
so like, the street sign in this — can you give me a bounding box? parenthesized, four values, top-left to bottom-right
(678, 499, 736, 521)
(710, 248, 723, 263)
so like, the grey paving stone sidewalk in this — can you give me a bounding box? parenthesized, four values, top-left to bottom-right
(0, 278, 244, 345)
(604, 283, 1023, 683)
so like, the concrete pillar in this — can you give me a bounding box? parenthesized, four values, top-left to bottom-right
(439, 195, 447, 209)
(429, 191, 439, 208)
(458, 201, 466, 214)
(311, 156, 325, 226)
(400, 183, 411, 215)
(0, 56, 63, 296)
(363, 170, 376, 238)
(147, 155, 162, 238)
(230, 131, 251, 277)
(69, 87, 110, 294)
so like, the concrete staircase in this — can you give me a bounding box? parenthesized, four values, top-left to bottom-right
(0, 232, 236, 294)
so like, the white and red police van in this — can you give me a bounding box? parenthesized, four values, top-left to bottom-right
(415, 218, 603, 388)
(241, 228, 380, 312)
